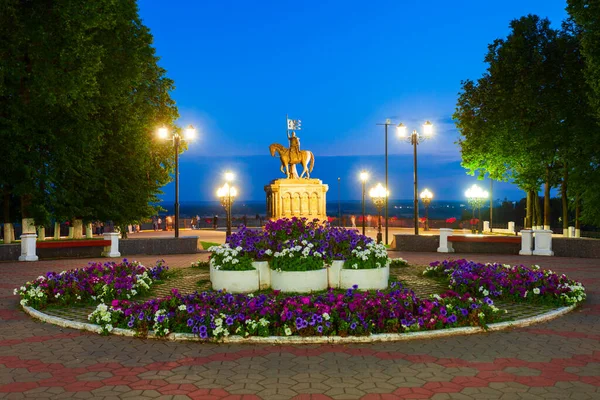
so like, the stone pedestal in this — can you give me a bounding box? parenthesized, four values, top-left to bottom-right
(264, 179, 328, 220)
(19, 234, 38, 262)
(519, 230, 533, 255)
(437, 228, 454, 253)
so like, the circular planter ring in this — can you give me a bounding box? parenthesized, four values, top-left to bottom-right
(22, 304, 576, 344)
(251, 261, 270, 290)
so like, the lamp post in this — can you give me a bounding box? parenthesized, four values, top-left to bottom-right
(465, 184, 488, 234)
(397, 121, 433, 236)
(369, 183, 388, 244)
(359, 171, 369, 235)
(376, 119, 394, 244)
(338, 177, 341, 227)
(217, 178, 237, 239)
(158, 125, 196, 238)
(420, 188, 433, 231)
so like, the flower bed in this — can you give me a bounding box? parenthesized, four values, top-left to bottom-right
(423, 259, 586, 306)
(14, 259, 168, 309)
(88, 284, 504, 338)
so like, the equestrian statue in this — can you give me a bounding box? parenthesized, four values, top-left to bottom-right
(269, 119, 315, 179)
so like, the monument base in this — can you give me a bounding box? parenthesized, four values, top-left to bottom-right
(265, 179, 329, 221)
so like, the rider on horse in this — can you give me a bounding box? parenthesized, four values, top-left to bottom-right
(287, 131, 301, 164)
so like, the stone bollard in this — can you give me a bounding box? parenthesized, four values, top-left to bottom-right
(533, 230, 554, 256)
(568, 226, 575, 238)
(483, 221, 490, 232)
(437, 228, 454, 253)
(519, 230, 533, 255)
(19, 234, 39, 262)
(102, 232, 121, 257)
(3, 223, 13, 244)
(37, 226, 46, 241)
(508, 221, 515, 233)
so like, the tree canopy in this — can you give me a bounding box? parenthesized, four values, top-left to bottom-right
(454, 14, 600, 227)
(0, 0, 179, 230)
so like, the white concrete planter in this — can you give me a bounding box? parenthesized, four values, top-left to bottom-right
(211, 268, 259, 293)
(252, 261, 271, 290)
(328, 260, 344, 288)
(271, 269, 328, 293)
(340, 265, 389, 291)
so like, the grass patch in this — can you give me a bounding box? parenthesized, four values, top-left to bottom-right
(200, 241, 220, 250)
(191, 260, 210, 269)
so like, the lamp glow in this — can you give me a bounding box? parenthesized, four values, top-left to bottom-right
(396, 123, 407, 138)
(423, 121, 433, 136)
(184, 125, 196, 140)
(359, 171, 369, 182)
(224, 172, 235, 182)
(158, 127, 169, 139)
(420, 188, 433, 200)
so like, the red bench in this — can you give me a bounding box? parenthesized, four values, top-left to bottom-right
(37, 240, 111, 249)
(448, 236, 521, 244)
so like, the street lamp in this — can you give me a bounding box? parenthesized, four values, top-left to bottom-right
(217, 182, 237, 238)
(397, 121, 434, 236)
(369, 183, 388, 244)
(158, 125, 196, 238)
(376, 119, 396, 245)
(465, 184, 488, 234)
(420, 189, 433, 231)
(359, 171, 369, 235)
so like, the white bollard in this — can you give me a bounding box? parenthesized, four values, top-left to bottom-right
(102, 232, 121, 257)
(575, 229, 581, 238)
(437, 228, 454, 253)
(508, 221, 515, 233)
(568, 226, 575, 238)
(483, 221, 490, 232)
(19, 234, 39, 262)
(563, 228, 569, 237)
(519, 230, 533, 256)
(532, 230, 554, 256)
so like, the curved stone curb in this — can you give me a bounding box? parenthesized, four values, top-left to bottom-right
(22, 304, 576, 344)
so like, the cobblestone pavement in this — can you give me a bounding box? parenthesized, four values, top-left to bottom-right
(1, 252, 598, 399)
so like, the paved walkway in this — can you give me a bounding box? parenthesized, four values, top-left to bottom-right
(0, 252, 598, 399)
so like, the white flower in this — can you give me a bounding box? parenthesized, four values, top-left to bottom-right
(533, 288, 540, 295)
(322, 312, 330, 321)
(178, 304, 187, 311)
(284, 326, 292, 336)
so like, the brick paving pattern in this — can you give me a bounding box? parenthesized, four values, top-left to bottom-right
(1, 252, 598, 399)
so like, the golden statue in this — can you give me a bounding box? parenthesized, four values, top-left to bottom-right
(269, 117, 314, 179)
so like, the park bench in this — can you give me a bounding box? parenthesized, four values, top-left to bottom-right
(437, 228, 553, 256)
(19, 232, 120, 261)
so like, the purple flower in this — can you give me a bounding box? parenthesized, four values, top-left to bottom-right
(350, 322, 357, 330)
(187, 318, 194, 327)
(448, 314, 457, 323)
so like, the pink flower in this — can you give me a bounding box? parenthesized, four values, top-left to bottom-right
(111, 300, 119, 307)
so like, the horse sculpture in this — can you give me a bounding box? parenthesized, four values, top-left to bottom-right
(269, 143, 315, 179)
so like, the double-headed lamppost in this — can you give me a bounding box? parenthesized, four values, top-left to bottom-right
(420, 189, 433, 231)
(158, 125, 196, 238)
(217, 172, 237, 238)
(397, 121, 433, 236)
(369, 183, 388, 244)
(359, 171, 369, 235)
(465, 184, 488, 234)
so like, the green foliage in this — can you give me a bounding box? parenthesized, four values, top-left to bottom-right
(454, 14, 600, 227)
(0, 0, 179, 226)
(209, 245, 255, 271)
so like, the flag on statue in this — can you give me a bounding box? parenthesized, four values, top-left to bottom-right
(287, 118, 301, 130)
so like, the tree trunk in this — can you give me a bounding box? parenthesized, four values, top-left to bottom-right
(575, 194, 581, 237)
(544, 166, 551, 230)
(561, 164, 568, 236)
(534, 192, 542, 228)
(525, 190, 533, 228)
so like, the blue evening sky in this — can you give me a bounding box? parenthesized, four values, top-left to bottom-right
(138, 0, 569, 202)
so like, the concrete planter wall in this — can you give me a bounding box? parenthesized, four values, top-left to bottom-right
(271, 269, 328, 293)
(340, 265, 389, 291)
(251, 261, 271, 290)
(211, 268, 259, 293)
(328, 260, 344, 288)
